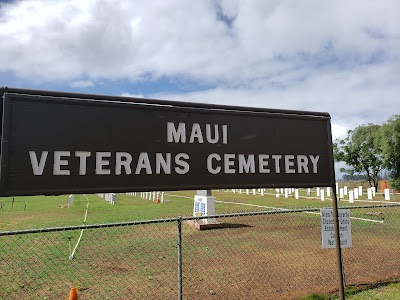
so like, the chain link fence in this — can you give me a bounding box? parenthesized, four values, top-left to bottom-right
(1, 204, 399, 299)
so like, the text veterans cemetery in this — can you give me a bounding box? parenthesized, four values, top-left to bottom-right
(0, 88, 335, 196)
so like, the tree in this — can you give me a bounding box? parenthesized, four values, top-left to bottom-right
(334, 124, 382, 189)
(376, 115, 400, 190)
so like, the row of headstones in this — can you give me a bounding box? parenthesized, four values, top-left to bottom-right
(126, 191, 165, 203)
(97, 193, 117, 205)
(227, 186, 393, 202)
(336, 184, 393, 201)
(336, 185, 376, 201)
(227, 188, 331, 200)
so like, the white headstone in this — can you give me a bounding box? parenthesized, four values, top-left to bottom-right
(284, 188, 289, 198)
(354, 188, 359, 199)
(344, 186, 348, 196)
(294, 189, 299, 199)
(246, 189, 249, 195)
(161, 192, 165, 203)
(367, 188, 372, 200)
(68, 194, 74, 208)
(261, 189, 264, 196)
(384, 189, 391, 200)
(316, 187, 320, 197)
(280, 188, 284, 194)
(326, 187, 331, 197)
(193, 191, 219, 224)
(336, 183, 339, 194)
(358, 186, 363, 196)
(349, 191, 354, 203)
(321, 189, 325, 201)
(371, 187, 376, 197)
(252, 189, 256, 195)
(307, 188, 311, 196)
(339, 188, 344, 199)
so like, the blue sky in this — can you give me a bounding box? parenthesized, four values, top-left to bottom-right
(0, 0, 399, 178)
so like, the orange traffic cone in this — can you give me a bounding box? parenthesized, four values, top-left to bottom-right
(156, 193, 160, 204)
(69, 287, 78, 300)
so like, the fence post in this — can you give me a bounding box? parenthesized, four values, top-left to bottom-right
(177, 216, 183, 300)
(332, 187, 345, 300)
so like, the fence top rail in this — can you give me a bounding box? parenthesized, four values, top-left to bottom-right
(1, 204, 399, 236)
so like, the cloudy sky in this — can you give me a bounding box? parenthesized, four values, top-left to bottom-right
(0, 0, 399, 143)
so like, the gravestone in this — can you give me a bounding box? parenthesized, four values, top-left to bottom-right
(191, 190, 220, 229)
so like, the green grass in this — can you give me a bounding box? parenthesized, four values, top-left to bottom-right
(301, 281, 400, 300)
(0, 189, 397, 231)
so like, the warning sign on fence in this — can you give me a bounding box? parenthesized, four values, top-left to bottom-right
(321, 208, 352, 248)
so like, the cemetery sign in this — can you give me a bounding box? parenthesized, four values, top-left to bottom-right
(0, 87, 335, 196)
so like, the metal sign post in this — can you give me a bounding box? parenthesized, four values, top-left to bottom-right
(331, 188, 345, 300)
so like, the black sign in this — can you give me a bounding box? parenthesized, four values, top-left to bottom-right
(0, 88, 335, 196)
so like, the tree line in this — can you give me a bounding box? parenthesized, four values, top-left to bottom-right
(333, 114, 400, 190)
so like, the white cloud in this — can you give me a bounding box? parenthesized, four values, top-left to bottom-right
(70, 80, 94, 88)
(0, 0, 398, 134)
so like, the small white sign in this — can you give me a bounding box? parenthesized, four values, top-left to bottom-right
(321, 208, 352, 248)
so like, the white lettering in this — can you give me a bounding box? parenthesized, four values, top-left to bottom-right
(189, 123, 204, 144)
(115, 152, 132, 175)
(258, 154, 270, 173)
(206, 124, 219, 144)
(224, 154, 236, 174)
(156, 153, 171, 174)
(238, 154, 255, 173)
(207, 153, 221, 174)
(284, 155, 295, 174)
(135, 152, 152, 174)
(167, 122, 186, 143)
(271, 155, 282, 173)
(75, 151, 91, 175)
(175, 153, 190, 174)
(29, 151, 48, 176)
(54, 151, 70, 175)
(297, 155, 309, 173)
(309, 155, 320, 173)
(96, 152, 111, 175)
(222, 125, 228, 144)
